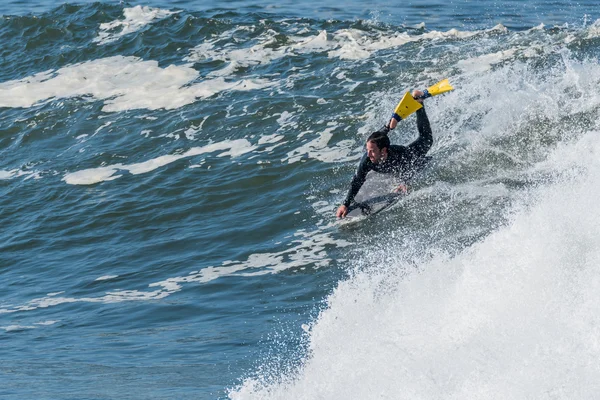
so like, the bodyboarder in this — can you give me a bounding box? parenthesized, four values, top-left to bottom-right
(336, 89, 433, 219)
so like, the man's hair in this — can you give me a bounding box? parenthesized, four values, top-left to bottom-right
(366, 131, 390, 150)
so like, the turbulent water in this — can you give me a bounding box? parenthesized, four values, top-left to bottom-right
(2, 1, 600, 399)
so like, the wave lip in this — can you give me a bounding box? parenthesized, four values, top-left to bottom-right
(230, 130, 600, 399)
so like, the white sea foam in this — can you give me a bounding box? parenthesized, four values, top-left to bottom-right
(95, 275, 118, 281)
(151, 230, 352, 291)
(0, 170, 17, 180)
(36, 320, 58, 326)
(323, 26, 492, 61)
(1, 325, 37, 332)
(456, 24, 590, 74)
(457, 49, 518, 72)
(0, 230, 351, 314)
(585, 18, 600, 39)
(94, 5, 180, 45)
(185, 24, 505, 78)
(284, 123, 361, 164)
(456, 40, 564, 73)
(63, 138, 256, 185)
(63, 165, 124, 185)
(0, 56, 276, 112)
(275, 111, 297, 130)
(258, 134, 285, 145)
(0, 169, 38, 181)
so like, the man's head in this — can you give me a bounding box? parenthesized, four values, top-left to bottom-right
(366, 131, 390, 164)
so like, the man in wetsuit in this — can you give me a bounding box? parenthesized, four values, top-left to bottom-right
(336, 90, 432, 218)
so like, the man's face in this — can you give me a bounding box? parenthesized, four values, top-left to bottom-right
(366, 141, 387, 164)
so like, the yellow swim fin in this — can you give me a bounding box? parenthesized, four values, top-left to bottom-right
(422, 78, 454, 98)
(391, 92, 423, 121)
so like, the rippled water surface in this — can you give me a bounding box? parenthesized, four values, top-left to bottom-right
(2, 1, 600, 399)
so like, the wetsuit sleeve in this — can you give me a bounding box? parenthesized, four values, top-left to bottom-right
(343, 154, 370, 207)
(406, 107, 433, 159)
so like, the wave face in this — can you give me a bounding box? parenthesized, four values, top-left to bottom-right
(2, 2, 600, 399)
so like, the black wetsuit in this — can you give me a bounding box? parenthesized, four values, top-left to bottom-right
(342, 107, 433, 208)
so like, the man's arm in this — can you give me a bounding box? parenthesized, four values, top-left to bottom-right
(343, 158, 369, 207)
(402, 89, 432, 159)
(337, 155, 370, 218)
(391, 90, 431, 192)
(406, 106, 433, 159)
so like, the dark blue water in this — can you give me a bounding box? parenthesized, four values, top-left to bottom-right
(2, 1, 600, 399)
(3, 0, 600, 29)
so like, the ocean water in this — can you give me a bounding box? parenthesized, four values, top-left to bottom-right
(2, 1, 600, 399)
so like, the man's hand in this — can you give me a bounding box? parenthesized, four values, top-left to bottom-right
(394, 184, 408, 194)
(412, 89, 425, 103)
(336, 205, 348, 218)
(388, 118, 398, 129)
